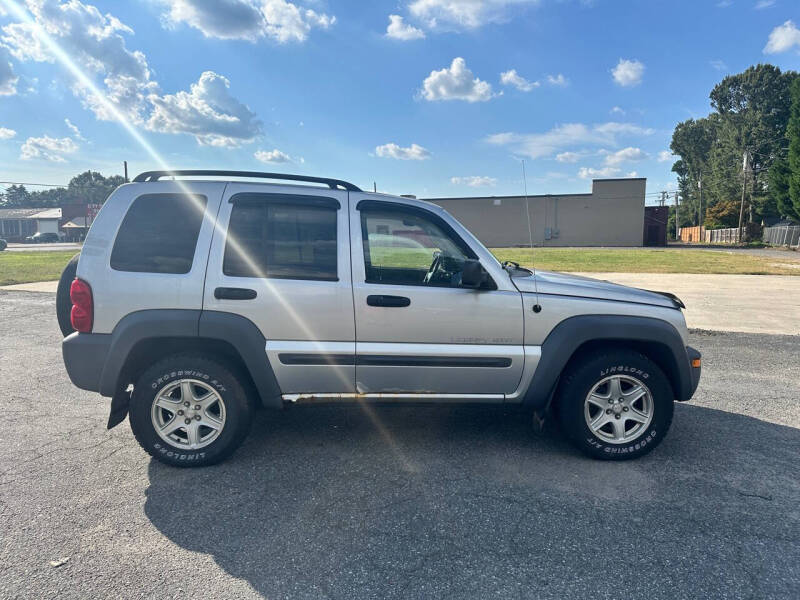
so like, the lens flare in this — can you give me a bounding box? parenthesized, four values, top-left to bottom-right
(2, 0, 413, 470)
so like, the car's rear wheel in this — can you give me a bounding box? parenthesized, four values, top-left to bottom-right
(56, 252, 80, 337)
(556, 349, 674, 460)
(129, 354, 253, 467)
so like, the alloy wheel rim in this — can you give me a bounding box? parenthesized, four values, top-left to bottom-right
(150, 379, 226, 450)
(584, 374, 654, 444)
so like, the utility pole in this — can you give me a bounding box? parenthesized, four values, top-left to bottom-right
(737, 150, 749, 243)
(123, 161, 129, 182)
(697, 173, 703, 228)
(675, 190, 680, 241)
(659, 191, 668, 207)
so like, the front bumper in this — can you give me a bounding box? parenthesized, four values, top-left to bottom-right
(685, 345, 702, 399)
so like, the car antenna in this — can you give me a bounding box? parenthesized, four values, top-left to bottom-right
(522, 159, 542, 313)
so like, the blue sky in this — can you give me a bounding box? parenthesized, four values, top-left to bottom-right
(1, 0, 799, 202)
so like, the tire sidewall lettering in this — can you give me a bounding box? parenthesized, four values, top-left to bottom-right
(585, 429, 658, 455)
(153, 442, 206, 461)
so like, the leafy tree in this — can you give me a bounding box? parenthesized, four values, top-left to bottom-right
(768, 157, 798, 220)
(1, 170, 125, 208)
(65, 170, 125, 205)
(789, 78, 800, 220)
(671, 64, 799, 229)
(704, 199, 741, 229)
(0, 184, 31, 207)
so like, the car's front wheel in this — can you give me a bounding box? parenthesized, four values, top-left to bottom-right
(129, 354, 253, 467)
(556, 349, 674, 460)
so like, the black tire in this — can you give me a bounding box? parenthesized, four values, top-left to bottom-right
(129, 354, 253, 467)
(556, 349, 674, 460)
(0, 239, 7, 251)
(56, 252, 80, 337)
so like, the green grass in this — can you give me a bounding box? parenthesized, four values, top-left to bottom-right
(1, 246, 798, 286)
(0, 251, 77, 286)
(490, 247, 800, 275)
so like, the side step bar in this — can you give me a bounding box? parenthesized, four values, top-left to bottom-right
(282, 393, 505, 404)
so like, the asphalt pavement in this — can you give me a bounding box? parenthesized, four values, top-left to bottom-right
(0, 291, 798, 599)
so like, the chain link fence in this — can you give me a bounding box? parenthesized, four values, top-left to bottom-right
(763, 225, 800, 248)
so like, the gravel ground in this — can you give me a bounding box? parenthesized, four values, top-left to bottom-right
(0, 291, 798, 599)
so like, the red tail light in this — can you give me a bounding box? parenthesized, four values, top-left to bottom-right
(70, 278, 93, 333)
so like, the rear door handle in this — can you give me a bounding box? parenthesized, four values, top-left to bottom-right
(367, 294, 410, 308)
(214, 287, 257, 300)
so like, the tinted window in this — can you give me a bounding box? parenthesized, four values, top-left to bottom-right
(361, 208, 470, 287)
(110, 194, 207, 274)
(223, 199, 337, 280)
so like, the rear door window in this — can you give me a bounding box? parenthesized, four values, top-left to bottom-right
(110, 193, 207, 274)
(223, 194, 338, 281)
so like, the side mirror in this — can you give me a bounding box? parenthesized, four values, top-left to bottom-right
(461, 259, 489, 289)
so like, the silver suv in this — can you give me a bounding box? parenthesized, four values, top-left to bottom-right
(60, 170, 701, 467)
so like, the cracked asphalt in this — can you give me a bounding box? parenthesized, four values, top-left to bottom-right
(1, 290, 799, 599)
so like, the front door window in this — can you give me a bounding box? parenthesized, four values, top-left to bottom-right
(360, 208, 471, 287)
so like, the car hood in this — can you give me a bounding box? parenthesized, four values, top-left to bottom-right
(510, 269, 680, 309)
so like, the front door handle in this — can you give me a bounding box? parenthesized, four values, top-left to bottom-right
(367, 294, 411, 308)
(215, 287, 257, 300)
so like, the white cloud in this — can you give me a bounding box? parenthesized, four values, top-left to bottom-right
(610, 106, 625, 116)
(555, 151, 580, 163)
(254, 148, 293, 163)
(408, 0, 538, 30)
(20, 135, 78, 162)
(3, 1, 262, 145)
(450, 175, 497, 187)
(64, 118, 85, 140)
(375, 142, 431, 160)
(658, 150, 673, 162)
(612, 58, 645, 87)
(0, 46, 18, 96)
(764, 20, 800, 54)
(160, 0, 335, 43)
(0, 127, 16, 139)
(386, 14, 425, 40)
(578, 166, 621, 179)
(487, 121, 654, 160)
(147, 71, 262, 146)
(2, 0, 157, 121)
(755, 1, 775, 9)
(710, 59, 728, 71)
(604, 146, 648, 166)
(500, 69, 538, 92)
(625, 171, 638, 178)
(546, 73, 568, 86)
(420, 57, 495, 102)
(594, 122, 654, 136)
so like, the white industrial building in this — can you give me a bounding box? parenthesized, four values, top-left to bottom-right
(0, 207, 62, 242)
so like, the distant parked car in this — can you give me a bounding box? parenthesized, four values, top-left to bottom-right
(0, 238, 7, 251)
(24, 232, 60, 244)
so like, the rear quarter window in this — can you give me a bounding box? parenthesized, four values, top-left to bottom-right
(110, 193, 207, 274)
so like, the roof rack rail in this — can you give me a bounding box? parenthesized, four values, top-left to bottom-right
(132, 170, 362, 191)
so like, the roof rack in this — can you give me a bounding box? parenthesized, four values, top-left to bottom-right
(132, 170, 362, 192)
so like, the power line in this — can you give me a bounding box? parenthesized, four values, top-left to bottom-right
(0, 180, 65, 187)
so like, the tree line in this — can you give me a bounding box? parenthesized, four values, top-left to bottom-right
(670, 64, 800, 234)
(0, 171, 126, 209)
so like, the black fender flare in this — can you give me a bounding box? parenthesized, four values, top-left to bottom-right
(522, 314, 697, 409)
(197, 310, 282, 408)
(93, 310, 282, 428)
(97, 309, 281, 405)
